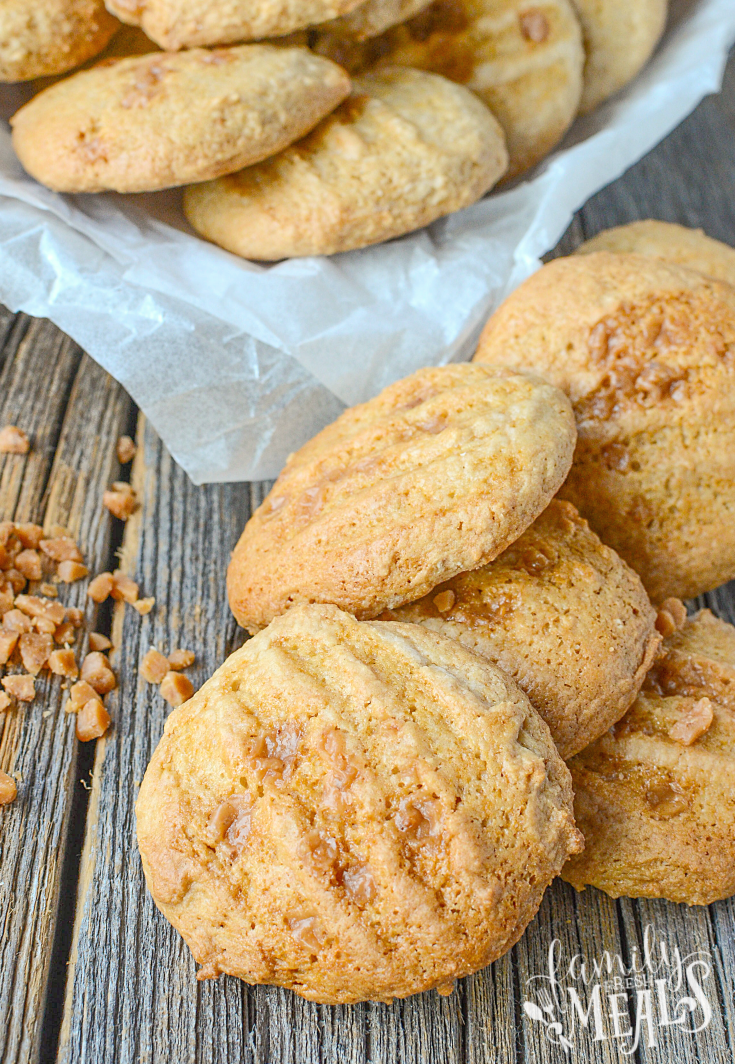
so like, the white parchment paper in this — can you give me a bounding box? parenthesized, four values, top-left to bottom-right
(1, 0, 734, 483)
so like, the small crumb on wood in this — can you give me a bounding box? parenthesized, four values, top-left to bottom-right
(141, 648, 169, 684)
(160, 671, 194, 707)
(0, 770, 17, 805)
(0, 632, 19, 665)
(54, 621, 76, 646)
(88, 571, 115, 603)
(40, 537, 83, 564)
(48, 647, 79, 679)
(103, 482, 137, 521)
(15, 524, 43, 549)
(64, 680, 98, 714)
(133, 597, 155, 615)
(19, 632, 53, 675)
(2, 673, 35, 702)
(76, 697, 110, 742)
(57, 560, 89, 583)
(15, 549, 42, 581)
(80, 651, 116, 695)
(111, 570, 138, 604)
(0, 426, 30, 454)
(89, 632, 112, 652)
(168, 649, 195, 670)
(116, 436, 137, 464)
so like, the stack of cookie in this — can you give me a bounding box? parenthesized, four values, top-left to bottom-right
(136, 221, 735, 1004)
(3, 0, 668, 257)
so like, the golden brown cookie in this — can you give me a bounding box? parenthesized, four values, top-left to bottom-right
(384, 499, 660, 759)
(0, 0, 119, 82)
(322, 0, 433, 40)
(183, 67, 507, 259)
(571, 0, 667, 114)
(137, 604, 582, 1002)
(312, 0, 584, 180)
(563, 608, 735, 905)
(10, 46, 351, 194)
(474, 251, 735, 601)
(576, 220, 735, 288)
(105, 0, 369, 47)
(227, 364, 576, 633)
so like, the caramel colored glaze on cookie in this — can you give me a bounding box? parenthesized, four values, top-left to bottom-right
(474, 251, 735, 601)
(563, 609, 735, 906)
(183, 66, 507, 259)
(571, 0, 667, 114)
(227, 364, 576, 633)
(10, 46, 351, 194)
(576, 220, 735, 289)
(312, 0, 584, 180)
(136, 604, 582, 1002)
(0, 0, 119, 82)
(384, 499, 660, 759)
(105, 0, 368, 47)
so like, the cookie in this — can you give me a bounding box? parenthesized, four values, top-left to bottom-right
(312, 0, 584, 180)
(10, 46, 351, 194)
(227, 364, 576, 633)
(0, 0, 118, 82)
(474, 251, 735, 601)
(563, 608, 735, 905)
(383, 499, 660, 759)
(105, 0, 369, 48)
(137, 604, 582, 1002)
(184, 67, 507, 259)
(571, 0, 667, 114)
(322, 0, 434, 40)
(576, 220, 735, 288)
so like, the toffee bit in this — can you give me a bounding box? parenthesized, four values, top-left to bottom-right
(0, 425, 30, 454)
(103, 482, 138, 521)
(141, 648, 169, 684)
(116, 435, 137, 464)
(160, 671, 194, 707)
(76, 697, 110, 742)
(0, 770, 17, 804)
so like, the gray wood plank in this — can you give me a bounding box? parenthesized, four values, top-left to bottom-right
(0, 318, 134, 1064)
(56, 422, 253, 1064)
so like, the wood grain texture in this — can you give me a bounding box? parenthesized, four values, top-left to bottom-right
(0, 42, 734, 1064)
(0, 326, 133, 1064)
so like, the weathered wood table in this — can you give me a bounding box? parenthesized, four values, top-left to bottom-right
(1, 51, 735, 1064)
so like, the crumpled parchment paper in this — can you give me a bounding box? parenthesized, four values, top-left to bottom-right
(1, 0, 734, 483)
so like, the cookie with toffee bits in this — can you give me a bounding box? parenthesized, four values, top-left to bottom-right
(105, 0, 370, 48)
(10, 45, 350, 193)
(575, 220, 735, 288)
(563, 609, 735, 906)
(321, 0, 434, 40)
(312, 0, 584, 180)
(571, 0, 667, 114)
(384, 500, 660, 759)
(227, 364, 576, 633)
(136, 604, 582, 1002)
(183, 67, 507, 259)
(474, 252, 735, 601)
(0, 0, 118, 82)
